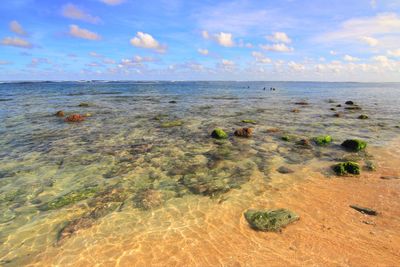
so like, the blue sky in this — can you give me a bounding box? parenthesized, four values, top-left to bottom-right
(0, 0, 400, 81)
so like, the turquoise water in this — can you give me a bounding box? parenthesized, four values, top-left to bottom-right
(0, 81, 399, 265)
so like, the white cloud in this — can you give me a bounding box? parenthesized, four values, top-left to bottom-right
(251, 51, 272, 64)
(10, 20, 26, 35)
(343, 55, 360, 62)
(288, 61, 305, 71)
(62, 4, 101, 24)
(330, 50, 338, 55)
(387, 49, 400, 57)
(219, 59, 235, 71)
(100, 0, 124, 5)
(317, 13, 400, 42)
(130, 32, 167, 53)
(118, 56, 155, 68)
(1, 36, 32, 48)
(69, 25, 101, 40)
(267, 32, 291, 43)
(202, 31, 234, 47)
(0, 60, 11, 65)
(198, 48, 209, 55)
(260, 43, 293, 52)
(370, 0, 377, 8)
(89, 52, 102, 57)
(360, 36, 379, 47)
(373, 55, 389, 63)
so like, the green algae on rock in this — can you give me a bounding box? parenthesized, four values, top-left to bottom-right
(161, 120, 184, 128)
(78, 102, 90, 107)
(244, 209, 299, 231)
(211, 128, 228, 139)
(241, 119, 257, 124)
(341, 139, 367, 152)
(313, 135, 332, 146)
(332, 161, 360, 176)
(39, 187, 98, 211)
(281, 135, 291, 141)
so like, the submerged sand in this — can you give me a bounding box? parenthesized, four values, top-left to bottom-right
(23, 139, 400, 267)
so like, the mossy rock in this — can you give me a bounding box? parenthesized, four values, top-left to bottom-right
(332, 161, 360, 176)
(313, 135, 332, 146)
(161, 120, 184, 128)
(244, 209, 299, 231)
(211, 128, 228, 139)
(78, 102, 90, 107)
(39, 187, 98, 211)
(281, 135, 291, 141)
(241, 119, 257, 124)
(358, 115, 369, 119)
(341, 139, 367, 152)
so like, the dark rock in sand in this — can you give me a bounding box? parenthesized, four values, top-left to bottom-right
(336, 104, 342, 107)
(169, 100, 177, 104)
(332, 161, 360, 176)
(330, 108, 336, 111)
(358, 114, 369, 119)
(291, 108, 300, 113)
(345, 101, 354, 105)
(380, 176, 400, 180)
(277, 166, 294, 174)
(341, 139, 367, 152)
(294, 101, 309, 106)
(350, 205, 377, 216)
(55, 110, 65, 117)
(234, 127, 254, 138)
(65, 114, 85, 122)
(78, 102, 90, 107)
(296, 139, 312, 148)
(345, 106, 362, 110)
(244, 209, 299, 231)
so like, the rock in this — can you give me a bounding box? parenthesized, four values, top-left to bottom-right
(266, 128, 280, 133)
(291, 109, 300, 113)
(65, 114, 85, 122)
(234, 127, 253, 138)
(83, 113, 92, 117)
(294, 101, 309, 105)
(332, 161, 360, 176)
(336, 104, 342, 107)
(161, 120, 184, 128)
(211, 128, 228, 139)
(380, 176, 400, 180)
(241, 119, 257, 124)
(55, 110, 65, 117)
(358, 114, 369, 119)
(78, 102, 90, 107)
(350, 205, 377, 216)
(244, 209, 299, 231)
(345, 106, 362, 110)
(330, 108, 336, 111)
(153, 114, 168, 121)
(341, 139, 367, 152)
(281, 135, 291, 141)
(296, 139, 312, 148)
(345, 101, 354, 105)
(333, 113, 343, 118)
(169, 100, 177, 104)
(313, 135, 332, 146)
(277, 166, 294, 174)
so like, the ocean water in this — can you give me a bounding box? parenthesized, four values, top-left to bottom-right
(0, 81, 400, 265)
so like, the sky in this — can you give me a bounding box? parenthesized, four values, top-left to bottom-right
(0, 0, 400, 81)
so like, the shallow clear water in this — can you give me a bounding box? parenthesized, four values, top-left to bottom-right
(0, 81, 399, 265)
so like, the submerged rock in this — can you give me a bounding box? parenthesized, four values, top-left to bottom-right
(332, 161, 360, 176)
(358, 114, 369, 119)
(55, 110, 65, 117)
(133, 189, 163, 210)
(65, 114, 85, 122)
(281, 135, 291, 141)
(161, 120, 184, 128)
(295, 139, 312, 149)
(234, 127, 254, 138)
(78, 102, 90, 107)
(291, 108, 300, 113)
(211, 128, 228, 139)
(244, 209, 299, 231)
(341, 139, 367, 152)
(241, 119, 257, 124)
(169, 100, 177, 104)
(294, 101, 309, 106)
(364, 161, 376, 171)
(277, 166, 294, 174)
(39, 187, 98, 211)
(333, 112, 343, 118)
(313, 135, 332, 146)
(345, 101, 354, 105)
(350, 205, 377, 216)
(345, 106, 362, 110)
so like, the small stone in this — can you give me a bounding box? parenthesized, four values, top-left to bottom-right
(345, 101, 354, 105)
(78, 103, 90, 107)
(336, 104, 342, 107)
(211, 128, 228, 139)
(65, 114, 85, 122)
(358, 114, 369, 119)
(234, 127, 254, 138)
(291, 109, 300, 113)
(169, 100, 177, 104)
(350, 205, 377, 216)
(244, 209, 299, 231)
(294, 101, 309, 105)
(277, 166, 294, 174)
(341, 139, 367, 152)
(333, 113, 343, 118)
(330, 108, 336, 111)
(55, 110, 65, 117)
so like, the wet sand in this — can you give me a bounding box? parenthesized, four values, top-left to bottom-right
(26, 139, 400, 267)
